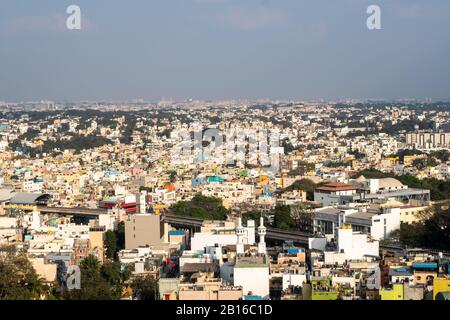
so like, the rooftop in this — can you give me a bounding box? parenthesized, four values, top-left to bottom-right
(10, 193, 51, 205)
(235, 253, 269, 268)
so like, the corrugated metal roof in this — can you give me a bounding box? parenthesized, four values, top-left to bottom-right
(10, 193, 51, 205)
(389, 267, 413, 277)
(0, 189, 15, 202)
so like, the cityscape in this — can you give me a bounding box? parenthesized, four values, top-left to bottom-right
(0, 99, 449, 301)
(0, 1, 449, 308)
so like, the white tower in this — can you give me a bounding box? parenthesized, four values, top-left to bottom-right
(138, 190, 147, 214)
(258, 216, 266, 254)
(236, 216, 245, 254)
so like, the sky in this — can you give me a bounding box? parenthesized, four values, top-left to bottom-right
(0, 0, 450, 102)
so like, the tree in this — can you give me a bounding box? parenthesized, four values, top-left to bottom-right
(115, 221, 125, 251)
(131, 276, 157, 300)
(400, 203, 450, 250)
(64, 255, 118, 300)
(168, 170, 177, 183)
(172, 195, 229, 220)
(284, 178, 317, 201)
(0, 245, 48, 300)
(353, 169, 450, 201)
(101, 261, 131, 298)
(273, 205, 295, 230)
(104, 230, 117, 260)
(290, 203, 315, 233)
(242, 210, 264, 224)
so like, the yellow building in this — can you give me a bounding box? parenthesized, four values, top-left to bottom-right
(433, 277, 450, 300)
(178, 281, 243, 300)
(379, 283, 404, 300)
(414, 270, 437, 286)
(399, 206, 430, 224)
(404, 154, 427, 166)
(89, 230, 104, 262)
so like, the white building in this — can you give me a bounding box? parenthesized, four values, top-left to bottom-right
(336, 226, 379, 261)
(190, 218, 255, 252)
(233, 253, 270, 299)
(366, 178, 408, 194)
(0, 217, 18, 242)
(370, 208, 401, 240)
(23, 180, 44, 193)
(233, 216, 269, 299)
(0, 140, 8, 152)
(282, 273, 307, 291)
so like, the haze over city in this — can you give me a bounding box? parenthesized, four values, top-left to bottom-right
(1, 0, 450, 309)
(1, 0, 450, 101)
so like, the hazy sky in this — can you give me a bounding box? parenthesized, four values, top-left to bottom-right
(1, 0, 450, 101)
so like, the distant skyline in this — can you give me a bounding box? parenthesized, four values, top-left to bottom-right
(1, 0, 450, 101)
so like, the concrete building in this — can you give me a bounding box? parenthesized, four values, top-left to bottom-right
(314, 182, 358, 206)
(406, 132, 450, 149)
(336, 226, 379, 261)
(233, 253, 270, 299)
(315, 179, 430, 206)
(178, 280, 243, 300)
(190, 218, 255, 252)
(29, 257, 57, 283)
(125, 214, 165, 249)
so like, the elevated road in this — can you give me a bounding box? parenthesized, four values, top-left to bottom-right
(33, 206, 313, 244)
(34, 206, 424, 251)
(36, 205, 107, 217)
(162, 214, 311, 244)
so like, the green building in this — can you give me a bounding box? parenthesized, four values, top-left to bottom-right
(311, 278, 339, 300)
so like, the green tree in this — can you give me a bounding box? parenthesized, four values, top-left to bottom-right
(168, 170, 177, 183)
(284, 178, 317, 201)
(104, 230, 117, 260)
(115, 221, 125, 251)
(101, 261, 131, 299)
(172, 195, 228, 220)
(0, 245, 48, 300)
(242, 210, 264, 224)
(290, 203, 315, 233)
(273, 205, 295, 230)
(131, 276, 157, 300)
(400, 203, 450, 250)
(64, 255, 116, 300)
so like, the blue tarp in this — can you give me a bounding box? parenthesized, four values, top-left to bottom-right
(412, 262, 438, 270)
(169, 230, 185, 236)
(207, 176, 225, 183)
(243, 295, 263, 300)
(192, 177, 207, 187)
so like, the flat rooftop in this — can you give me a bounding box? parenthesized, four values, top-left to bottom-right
(235, 254, 269, 268)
